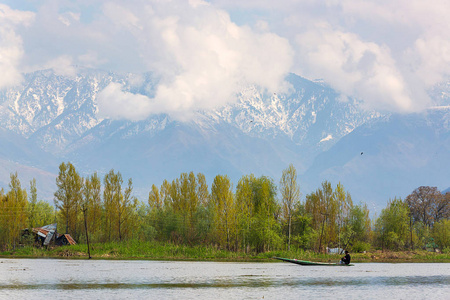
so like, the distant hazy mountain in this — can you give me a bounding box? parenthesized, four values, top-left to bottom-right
(0, 69, 448, 212)
(301, 108, 450, 211)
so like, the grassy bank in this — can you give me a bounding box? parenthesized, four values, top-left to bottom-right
(1, 241, 449, 263)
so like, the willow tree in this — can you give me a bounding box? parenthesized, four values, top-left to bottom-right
(31, 201, 55, 229)
(103, 169, 122, 242)
(279, 164, 301, 250)
(156, 179, 181, 242)
(334, 182, 353, 251)
(147, 183, 163, 240)
(432, 219, 450, 250)
(103, 170, 137, 242)
(375, 198, 410, 251)
(81, 172, 102, 249)
(0, 173, 28, 250)
(249, 176, 280, 253)
(54, 162, 83, 240)
(305, 181, 339, 252)
(211, 175, 236, 250)
(28, 178, 38, 229)
(85, 173, 102, 241)
(117, 178, 137, 241)
(161, 172, 210, 244)
(193, 172, 211, 244)
(236, 175, 255, 252)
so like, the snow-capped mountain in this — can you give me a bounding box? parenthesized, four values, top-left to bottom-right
(0, 69, 448, 212)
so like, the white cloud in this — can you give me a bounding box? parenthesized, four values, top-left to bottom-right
(213, 0, 450, 112)
(0, 4, 34, 88)
(332, 0, 450, 87)
(408, 37, 450, 86)
(4, 0, 450, 117)
(295, 24, 419, 112)
(45, 55, 78, 77)
(96, 0, 293, 121)
(97, 82, 153, 121)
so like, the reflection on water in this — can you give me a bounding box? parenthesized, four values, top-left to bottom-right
(0, 259, 449, 299)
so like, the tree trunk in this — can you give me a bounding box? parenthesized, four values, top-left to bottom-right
(83, 209, 91, 259)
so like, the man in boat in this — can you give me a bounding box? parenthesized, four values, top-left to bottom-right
(340, 250, 351, 265)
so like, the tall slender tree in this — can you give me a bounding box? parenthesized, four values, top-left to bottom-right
(118, 178, 137, 241)
(87, 173, 102, 241)
(81, 173, 101, 256)
(28, 178, 38, 229)
(305, 181, 337, 252)
(103, 169, 122, 242)
(211, 175, 235, 250)
(249, 176, 279, 252)
(236, 175, 254, 252)
(334, 182, 353, 252)
(0, 173, 28, 250)
(54, 162, 83, 239)
(280, 164, 301, 250)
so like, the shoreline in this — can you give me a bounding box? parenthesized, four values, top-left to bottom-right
(1, 243, 449, 263)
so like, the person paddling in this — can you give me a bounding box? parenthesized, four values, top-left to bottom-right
(341, 250, 351, 265)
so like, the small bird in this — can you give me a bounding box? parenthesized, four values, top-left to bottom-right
(361, 152, 363, 155)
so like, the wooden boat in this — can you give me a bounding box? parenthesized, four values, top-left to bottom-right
(274, 257, 354, 266)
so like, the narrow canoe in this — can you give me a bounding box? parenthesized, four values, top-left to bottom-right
(274, 257, 354, 266)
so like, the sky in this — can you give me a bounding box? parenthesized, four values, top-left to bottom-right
(1, 0, 450, 121)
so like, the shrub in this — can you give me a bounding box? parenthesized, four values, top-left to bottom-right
(351, 241, 371, 253)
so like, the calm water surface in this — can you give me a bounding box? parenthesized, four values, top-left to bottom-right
(0, 258, 449, 299)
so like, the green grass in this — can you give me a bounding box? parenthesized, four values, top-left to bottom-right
(1, 242, 449, 263)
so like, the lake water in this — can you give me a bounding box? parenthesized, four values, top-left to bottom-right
(0, 258, 449, 299)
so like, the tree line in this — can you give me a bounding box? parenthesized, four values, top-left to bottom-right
(1, 162, 449, 253)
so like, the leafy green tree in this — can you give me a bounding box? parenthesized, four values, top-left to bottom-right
(0, 188, 6, 249)
(334, 183, 353, 250)
(32, 201, 55, 227)
(193, 173, 211, 243)
(0, 173, 28, 250)
(344, 203, 371, 252)
(163, 172, 209, 244)
(102, 170, 137, 242)
(85, 173, 102, 241)
(375, 198, 410, 251)
(148, 184, 165, 240)
(279, 164, 301, 250)
(156, 179, 184, 243)
(211, 174, 236, 250)
(248, 176, 280, 252)
(28, 178, 38, 229)
(103, 169, 122, 242)
(27, 178, 55, 228)
(432, 219, 450, 250)
(81, 172, 102, 252)
(148, 184, 162, 211)
(118, 178, 137, 241)
(136, 200, 156, 241)
(305, 181, 338, 252)
(54, 162, 83, 240)
(290, 202, 315, 250)
(236, 175, 254, 252)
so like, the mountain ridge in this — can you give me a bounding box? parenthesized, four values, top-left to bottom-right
(0, 69, 448, 212)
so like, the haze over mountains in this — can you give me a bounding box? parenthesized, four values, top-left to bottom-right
(0, 69, 449, 213)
